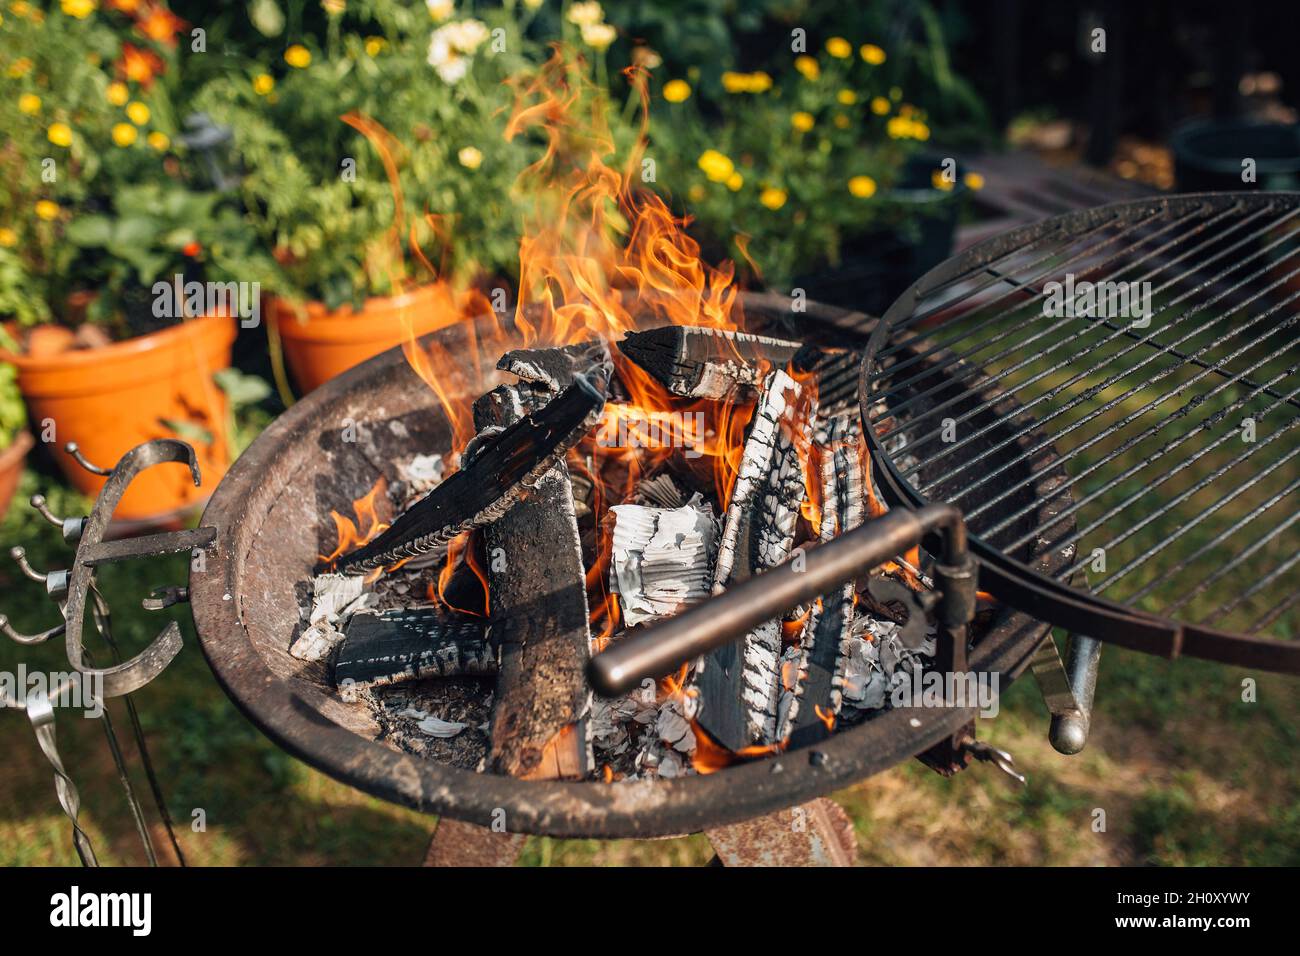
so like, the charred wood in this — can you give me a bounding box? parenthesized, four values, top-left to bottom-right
(332, 373, 605, 575)
(478, 386, 594, 781)
(785, 413, 867, 746)
(619, 325, 801, 401)
(334, 608, 495, 689)
(696, 370, 814, 751)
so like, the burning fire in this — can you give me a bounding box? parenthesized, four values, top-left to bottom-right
(320, 478, 392, 568)
(322, 47, 927, 766)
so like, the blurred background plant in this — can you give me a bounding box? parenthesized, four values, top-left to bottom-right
(0, 357, 25, 448)
(648, 32, 952, 287)
(192, 0, 544, 310)
(0, 0, 275, 340)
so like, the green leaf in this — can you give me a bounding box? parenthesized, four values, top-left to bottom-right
(214, 368, 272, 407)
(160, 418, 214, 446)
(64, 216, 114, 248)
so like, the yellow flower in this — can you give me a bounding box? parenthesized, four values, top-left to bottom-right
(871, 96, 890, 116)
(759, 187, 787, 210)
(111, 122, 137, 146)
(931, 170, 954, 192)
(147, 130, 169, 151)
(837, 89, 856, 105)
(567, 1, 604, 27)
(458, 145, 482, 170)
(662, 79, 691, 103)
(107, 82, 129, 106)
(913, 121, 930, 141)
(860, 44, 886, 65)
(848, 175, 877, 198)
(364, 36, 386, 56)
(18, 93, 40, 115)
(285, 44, 312, 68)
(889, 85, 902, 101)
(963, 171, 985, 191)
(126, 101, 150, 125)
(8, 57, 32, 79)
(0, 227, 17, 247)
(697, 149, 734, 184)
(10, 1, 33, 19)
(35, 200, 60, 221)
(726, 172, 743, 192)
(886, 116, 914, 139)
(794, 55, 819, 80)
(723, 71, 771, 94)
(834, 114, 850, 129)
(253, 73, 274, 95)
(721, 71, 748, 94)
(425, 0, 453, 21)
(687, 184, 705, 203)
(791, 111, 814, 132)
(826, 37, 852, 59)
(581, 22, 616, 50)
(47, 123, 72, 147)
(60, 0, 95, 19)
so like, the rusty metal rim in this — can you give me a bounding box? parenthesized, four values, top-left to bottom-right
(191, 294, 1054, 839)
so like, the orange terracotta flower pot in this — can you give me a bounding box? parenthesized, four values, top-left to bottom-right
(0, 430, 33, 521)
(271, 284, 463, 394)
(3, 315, 236, 521)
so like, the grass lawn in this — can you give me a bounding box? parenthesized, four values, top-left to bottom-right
(1, 454, 1296, 866)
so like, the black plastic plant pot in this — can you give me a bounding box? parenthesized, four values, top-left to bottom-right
(1171, 119, 1300, 192)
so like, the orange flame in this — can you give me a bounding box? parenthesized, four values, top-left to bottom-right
(319, 477, 392, 566)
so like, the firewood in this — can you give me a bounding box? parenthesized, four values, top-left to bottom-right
(608, 494, 717, 627)
(290, 573, 378, 662)
(695, 370, 815, 751)
(477, 385, 594, 780)
(497, 340, 612, 393)
(332, 373, 605, 575)
(785, 413, 867, 747)
(333, 608, 495, 689)
(618, 325, 801, 401)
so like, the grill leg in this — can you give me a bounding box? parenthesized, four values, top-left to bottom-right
(1050, 634, 1102, 755)
(422, 818, 527, 867)
(1030, 632, 1102, 755)
(704, 798, 858, 866)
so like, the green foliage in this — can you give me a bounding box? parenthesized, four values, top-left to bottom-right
(0, 358, 25, 449)
(649, 39, 962, 286)
(63, 182, 277, 335)
(193, 1, 540, 309)
(0, 0, 263, 336)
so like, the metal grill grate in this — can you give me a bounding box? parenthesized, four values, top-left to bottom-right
(862, 194, 1300, 670)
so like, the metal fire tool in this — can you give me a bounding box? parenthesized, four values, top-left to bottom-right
(1, 439, 210, 865)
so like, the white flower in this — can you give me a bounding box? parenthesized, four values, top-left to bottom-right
(581, 21, 616, 50)
(443, 18, 490, 53)
(567, 1, 604, 27)
(427, 33, 469, 83)
(427, 19, 489, 82)
(458, 146, 483, 169)
(426, 0, 454, 21)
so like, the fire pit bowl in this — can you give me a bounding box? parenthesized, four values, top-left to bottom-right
(191, 293, 1054, 839)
